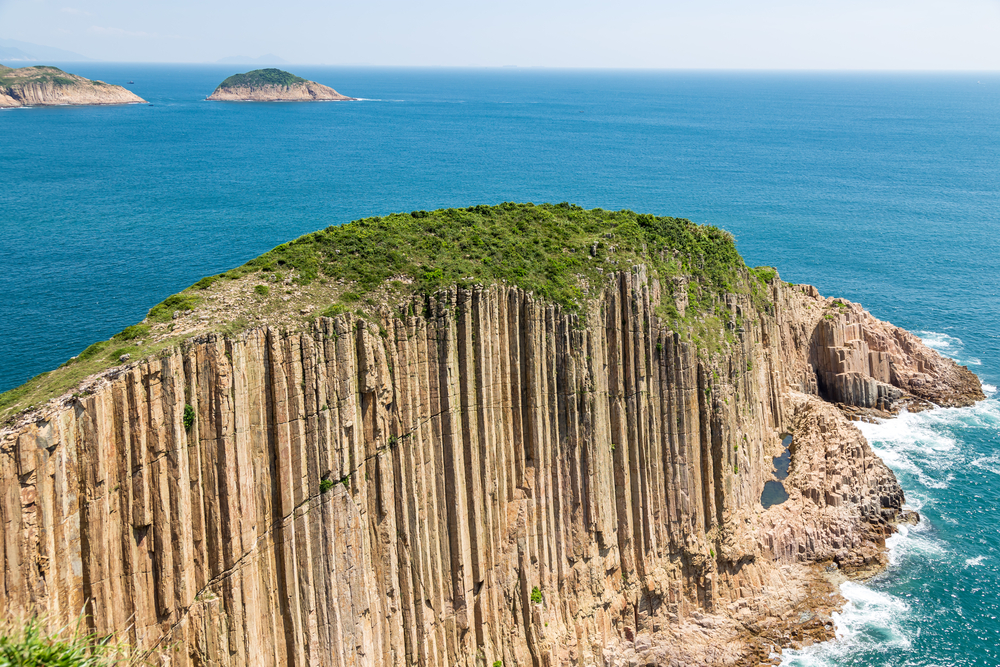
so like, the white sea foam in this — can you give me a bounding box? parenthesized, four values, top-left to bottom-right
(781, 397, 1000, 665)
(983, 383, 997, 396)
(858, 410, 957, 490)
(918, 330, 963, 354)
(970, 454, 1000, 476)
(780, 582, 912, 666)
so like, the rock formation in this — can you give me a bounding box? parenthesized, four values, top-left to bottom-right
(0, 64, 146, 107)
(0, 262, 980, 665)
(207, 68, 355, 102)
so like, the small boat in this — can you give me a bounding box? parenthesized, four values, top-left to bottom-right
(127, 80, 134, 84)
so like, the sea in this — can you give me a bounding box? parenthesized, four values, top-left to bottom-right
(2, 65, 999, 666)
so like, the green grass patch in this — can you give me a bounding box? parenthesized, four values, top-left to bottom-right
(194, 276, 220, 290)
(113, 324, 150, 341)
(216, 68, 307, 89)
(530, 586, 543, 604)
(148, 294, 201, 322)
(229, 202, 757, 315)
(254, 284, 270, 296)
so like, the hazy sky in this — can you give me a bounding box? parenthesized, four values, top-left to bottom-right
(2, 0, 1000, 68)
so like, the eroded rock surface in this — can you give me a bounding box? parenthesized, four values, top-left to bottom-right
(207, 80, 355, 102)
(0, 274, 980, 666)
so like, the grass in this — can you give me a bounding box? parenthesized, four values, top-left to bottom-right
(530, 586, 543, 604)
(0, 65, 79, 88)
(0, 616, 126, 667)
(0, 203, 773, 424)
(148, 294, 201, 322)
(216, 68, 307, 89)
(221, 202, 762, 313)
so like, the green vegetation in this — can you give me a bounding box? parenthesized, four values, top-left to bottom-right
(221, 202, 762, 313)
(0, 65, 77, 88)
(319, 478, 335, 493)
(493, 661, 503, 667)
(114, 324, 150, 341)
(194, 276, 219, 290)
(183, 404, 195, 432)
(254, 284, 270, 297)
(148, 293, 201, 322)
(0, 616, 124, 667)
(217, 68, 307, 89)
(750, 265, 778, 284)
(530, 586, 543, 604)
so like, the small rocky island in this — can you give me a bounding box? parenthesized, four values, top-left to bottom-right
(0, 64, 145, 107)
(206, 68, 355, 102)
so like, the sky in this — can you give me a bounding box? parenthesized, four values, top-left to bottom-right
(1, 0, 1000, 68)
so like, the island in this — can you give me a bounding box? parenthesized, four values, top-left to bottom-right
(0, 64, 146, 107)
(206, 68, 355, 101)
(0, 204, 983, 666)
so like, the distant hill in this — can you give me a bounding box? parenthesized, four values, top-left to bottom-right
(0, 39, 92, 62)
(217, 54, 288, 65)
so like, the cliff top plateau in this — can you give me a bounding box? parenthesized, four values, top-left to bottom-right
(206, 67, 355, 101)
(0, 203, 767, 423)
(0, 203, 983, 667)
(0, 63, 145, 107)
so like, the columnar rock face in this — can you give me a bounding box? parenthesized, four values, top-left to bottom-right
(0, 272, 981, 665)
(0, 64, 146, 107)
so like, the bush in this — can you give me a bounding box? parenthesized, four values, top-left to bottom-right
(320, 304, 348, 318)
(530, 586, 543, 604)
(113, 324, 150, 341)
(183, 404, 195, 431)
(319, 478, 335, 493)
(148, 294, 200, 322)
(254, 284, 269, 296)
(193, 276, 218, 290)
(78, 341, 108, 361)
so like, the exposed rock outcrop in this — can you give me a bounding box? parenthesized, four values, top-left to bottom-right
(0, 273, 980, 666)
(0, 64, 145, 107)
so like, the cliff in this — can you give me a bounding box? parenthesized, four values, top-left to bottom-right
(207, 68, 355, 102)
(0, 64, 145, 107)
(0, 205, 981, 665)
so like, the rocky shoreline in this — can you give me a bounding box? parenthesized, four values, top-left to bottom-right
(207, 81, 356, 102)
(0, 64, 145, 107)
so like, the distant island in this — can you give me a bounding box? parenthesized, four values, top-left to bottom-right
(206, 68, 355, 102)
(0, 64, 145, 107)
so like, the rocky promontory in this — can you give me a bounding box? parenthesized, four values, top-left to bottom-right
(206, 68, 355, 101)
(0, 204, 983, 666)
(0, 64, 145, 107)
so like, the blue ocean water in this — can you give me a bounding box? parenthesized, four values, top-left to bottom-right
(2, 65, 999, 665)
